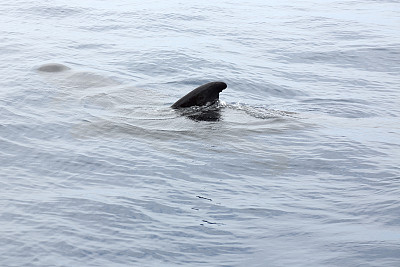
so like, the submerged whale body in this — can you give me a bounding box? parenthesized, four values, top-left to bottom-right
(37, 63, 227, 120)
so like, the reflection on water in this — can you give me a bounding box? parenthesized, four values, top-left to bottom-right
(174, 103, 222, 122)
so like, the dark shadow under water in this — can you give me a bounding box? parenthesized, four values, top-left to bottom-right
(175, 103, 222, 122)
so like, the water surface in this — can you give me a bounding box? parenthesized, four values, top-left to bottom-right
(1, 0, 400, 266)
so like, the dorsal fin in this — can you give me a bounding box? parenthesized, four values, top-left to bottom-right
(172, 82, 227, 109)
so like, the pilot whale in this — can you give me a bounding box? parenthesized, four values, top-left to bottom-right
(171, 81, 227, 109)
(37, 63, 228, 111)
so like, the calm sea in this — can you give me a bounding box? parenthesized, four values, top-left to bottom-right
(1, 0, 399, 266)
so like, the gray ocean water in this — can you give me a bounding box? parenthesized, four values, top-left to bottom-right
(1, 0, 400, 266)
